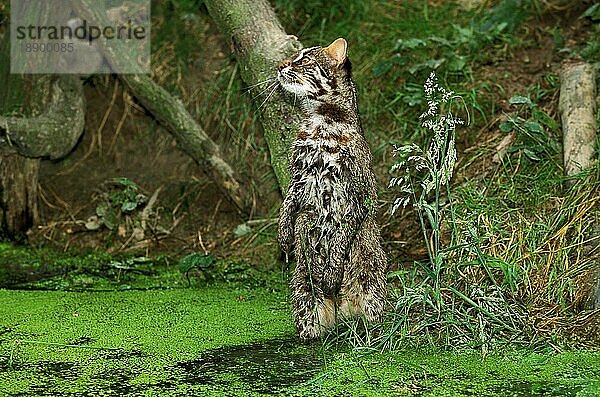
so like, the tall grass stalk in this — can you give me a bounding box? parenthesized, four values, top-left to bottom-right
(389, 71, 462, 299)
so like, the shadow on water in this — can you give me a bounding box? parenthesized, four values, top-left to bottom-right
(5, 337, 593, 396)
(164, 337, 323, 394)
(483, 381, 586, 397)
(1, 337, 323, 396)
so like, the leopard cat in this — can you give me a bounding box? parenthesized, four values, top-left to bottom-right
(277, 38, 387, 340)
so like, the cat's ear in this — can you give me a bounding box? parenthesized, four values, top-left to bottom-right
(323, 38, 347, 66)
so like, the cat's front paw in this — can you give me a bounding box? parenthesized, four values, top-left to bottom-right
(277, 223, 294, 255)
(321, 272, 343, 296)
(277, 236, 293, 256)
(321, 263, 344, 296)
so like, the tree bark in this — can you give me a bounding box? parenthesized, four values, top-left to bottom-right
(0, 24, 38, 241)
(559, 61, 597, 179)
(72, 0, 251, 213)
(204, 0, 304, 193)
(0, 75, 85, 159)
(2, 0, 85, 158)
(0, 155, 39, 240)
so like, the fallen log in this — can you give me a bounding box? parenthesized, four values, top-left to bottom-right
(558, 61, 597, 180)
(559, 61, 599, 311)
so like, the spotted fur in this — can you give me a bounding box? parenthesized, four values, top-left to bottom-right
(277, 38, 387, 340)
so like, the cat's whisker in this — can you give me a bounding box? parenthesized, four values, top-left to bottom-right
(251, 81, 278, 101)
(256, 85, 278, 112)
(244, 77, 276, 91)
(256, 84, 278, 112)
(246, 79, 273, 89)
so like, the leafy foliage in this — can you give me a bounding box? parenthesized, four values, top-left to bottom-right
(581, 3, 600, 22)
(384, 74, 525, 353)
(179, 252, 216, 278)
(475, 0, 529, 34)
(94, 178, 147, 230)
(498, 95, 560, 162)
(389, 71, 461, 215)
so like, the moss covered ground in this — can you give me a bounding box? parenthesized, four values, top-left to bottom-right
(1, 244, 599, 396)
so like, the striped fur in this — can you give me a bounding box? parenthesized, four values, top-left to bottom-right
(277, 39, 387, 340)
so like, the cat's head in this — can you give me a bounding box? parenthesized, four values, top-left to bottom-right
(277, 38, 351, 101)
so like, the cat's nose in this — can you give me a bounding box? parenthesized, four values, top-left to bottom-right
(278, 60, 292, 70)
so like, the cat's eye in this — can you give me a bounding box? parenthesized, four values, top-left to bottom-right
(300, 57, 312, 66)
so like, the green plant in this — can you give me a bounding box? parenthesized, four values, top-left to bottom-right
(389, 71, 462, 286)
(579, 18, 600, 69)
(475, 0, 529, 35)
(383, 73, 520, 352)
(340, 72, 552, 353)
(94, 178, 147, 230)
(178, 252, 216, 284)
(373, 13, 518, 85)
(498, 95, 560, 162)
(581, 3, 600, 22)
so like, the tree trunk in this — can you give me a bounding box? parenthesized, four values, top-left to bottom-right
(71, 0, 251, 214)
(2, 0, 85, 158)
(0, 155, 39, 240)
(0, 24, 80, 239)
(0, 22, 38, 241)
(204, 0, 304, 193)
(0, 74, 83, 239)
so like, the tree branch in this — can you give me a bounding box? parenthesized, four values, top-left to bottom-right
(71, 0, 251, 213)
(121, 73, 249, 212)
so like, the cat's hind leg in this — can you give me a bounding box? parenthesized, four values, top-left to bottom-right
(291, 214, 336, 340)
(339, 219, 387, 322)
(291, 275, 336, 340)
